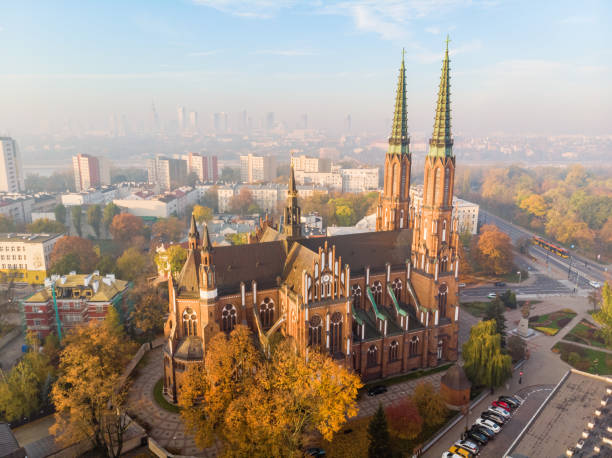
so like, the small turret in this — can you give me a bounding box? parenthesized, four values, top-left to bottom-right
(283, 161, 302, 239)
(188, 213, 200, 251)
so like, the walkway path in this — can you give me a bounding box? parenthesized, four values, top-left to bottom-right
(558, 339, 612, 355)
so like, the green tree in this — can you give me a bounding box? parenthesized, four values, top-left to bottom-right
(102, 203, 121, 233)
(87, 205, 103, 238)
(201, 188, 219, 212)
(27, 218, 66, 233)
(484, 298, 507, 346)
(463, 320, 512, 389)
(412, 382, 448, 427)
(368, 404, 392, 458)
(220, 166, 240, 183)
(49, 252, 81, 275)
(71, 205, 82, 236)
(116, 247, 149, 282)
(0, 215, 16, 232)
(96, 254, 117, 275)
(54, 204, 67, 224)
(507, 335, 526, 362)
(593, 282, 612, 346)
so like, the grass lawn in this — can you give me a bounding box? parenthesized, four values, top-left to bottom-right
(528, 308, 577, 336)
(360, 363, 452, 394)
(564, 319, 608, 349)
(553, 341, 612, 375)
(153, 378, 180, 414)
(323, 410, 456, 457)
(461, 301, 490, 318)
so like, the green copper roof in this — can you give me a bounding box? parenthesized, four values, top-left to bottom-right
(387, 49, 410, 155)
(428, 37, 453, 158)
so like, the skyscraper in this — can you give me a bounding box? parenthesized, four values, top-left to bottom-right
(189, 111, 198, 131)
(0, 137, 24, 193)
(177, 106, 186, 132)
(265, 112, 275, 131)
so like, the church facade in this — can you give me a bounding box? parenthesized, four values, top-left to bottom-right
(163, 43, 461, 403)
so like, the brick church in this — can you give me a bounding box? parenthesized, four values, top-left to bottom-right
(163, 42, 460, 402)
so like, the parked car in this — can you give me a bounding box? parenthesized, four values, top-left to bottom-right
(305, 447, 326, 456)
(488, 406, 511, 418)
(472, 424, 495, 439)
(487, 292, 497, 298)
(491, 401, 512, 412)
(498, 395, 521, 408)
(466, 429, 489, 446)
(589, 280, 602, 288)
(454, 439, 480, 455)
(494, 281, 506, 287)
(481, 411, 507, 425)
(441, 453, 463, 458)
(448, 445, 473, 458)
(367, 385, 387, 396)
(458, 283, 466, 287)
(475, 418, 501, 433)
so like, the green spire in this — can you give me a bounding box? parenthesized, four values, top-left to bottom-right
(387, 49, 410, 155)
(428, 36, 453, 158)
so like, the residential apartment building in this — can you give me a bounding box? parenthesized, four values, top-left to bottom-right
(180, 152, 219, 183)
(0, 233, 63, 284)
(240, 154, 276, 183)
(147, 156, 188, 191)
(72, 154, 111, 192)
(290, 155, 331, 173)
(0, 194, 34, 225)
(61, 186, 117, 207)
(341, 168, 379, 193)
(410, 185, 479, 235)
(294, 171, 343, 191)
(0, 137, 24, 193)
(23, 272, 130, 338)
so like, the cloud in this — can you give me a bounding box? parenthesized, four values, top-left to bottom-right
(0, 26, 4, 32)
(559, 15, 595, 25)
(425, 26, 440, 35)
(192, 0, 296, 18)
(253, 49, 317, 56)
(188, 50, 220, 56)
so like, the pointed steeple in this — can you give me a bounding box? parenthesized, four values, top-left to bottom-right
(283, 160, 301, 239)
(428, 36, 453, 158)
(201, 223, 213, 253)
(388, 49, 410, 155)
(288, 161, 297, 197)
(188, 213, 200, 250)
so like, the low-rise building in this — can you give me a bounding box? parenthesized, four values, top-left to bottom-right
(61, 186, 117, 207)
(0, 194, 34, 224)
(341, 168, 379, 192)
(114, 186, 198, 218)
(0, 233, 63, 283)
(23, 272, 130, 338)
(291, 155, 331, 173)
(295, 171, 342, 191)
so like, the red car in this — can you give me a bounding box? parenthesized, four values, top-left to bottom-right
(491, 401, 511, 412)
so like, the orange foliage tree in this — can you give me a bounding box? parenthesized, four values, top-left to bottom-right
(179, 326, 362, 455)
(412, 382, 448, 428)
(151, 217, 184, 243)
(109, 213, 145, 246)
(50, 235, 99, 273)
(385, 397, 422, 439)
(476, 224, 514, 275)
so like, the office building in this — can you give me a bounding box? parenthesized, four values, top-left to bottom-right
(0, 137, 24, 193)
(240, 154, 276, 183)
(0, 232, 63, 284)
(147, 156, 187, 191)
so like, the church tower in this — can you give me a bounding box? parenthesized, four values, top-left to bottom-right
(283, 163, 302, 239)
(411, 38, 460, 365)
(376, 50, 412, 231)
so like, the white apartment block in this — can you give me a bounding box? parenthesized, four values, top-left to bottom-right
(72, 154, 111, 192)
(409, 185, 479, 235)
(61, 187, 117, 207)
(114, 186, 198, 218)
(294, 171, 343, 191)
(217, 186, 237, 213)
(147, 156, 187, 191)
(240, 154, 276, 183)
(0, 232, 63, 283)
(0, 195, 34, 224)
(290, 155, 331, 173)
(0, 138, 24, 193)
(341, 168, 379, 193)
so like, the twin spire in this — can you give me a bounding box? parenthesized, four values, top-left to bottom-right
(388, 38, 453, 159)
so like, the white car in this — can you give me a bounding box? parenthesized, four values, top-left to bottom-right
(475, 417, 501, 433)
(488, 406, 510, 418)
(589, 280, 602, 288)
(487, 292, 497, 299)
(454, 439, 479, 455)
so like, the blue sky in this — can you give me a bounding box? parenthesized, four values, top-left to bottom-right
(0, 0, 610, 136)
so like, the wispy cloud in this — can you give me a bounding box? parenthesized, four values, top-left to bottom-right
(192, 0, 296, 19)
(187, 50, 220, 57)
(559, 15, 596, 25)
(253, 49, 317, 56)
(425, 26, 440, 35)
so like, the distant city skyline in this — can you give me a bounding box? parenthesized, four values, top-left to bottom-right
(0, 1, 610, 136)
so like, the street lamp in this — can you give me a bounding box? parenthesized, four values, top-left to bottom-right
(517, 271, 522, 283)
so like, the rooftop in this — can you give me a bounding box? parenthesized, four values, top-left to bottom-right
(0, 233, 63, 244)
(25, 272, 129, 303)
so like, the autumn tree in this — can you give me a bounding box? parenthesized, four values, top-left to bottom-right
(109, 213, 145, 246)
(116, 247, 150, 282)
(54, 203, 67, 225)
(50, 236, 99, 273)
(463, 320, 512, 389)
(96, 254, 117, 275)
(128, 283, 166, 338)
(152, 217, 184, 243)
(192, 204, 213, 224)
(385, 397, 422, 439)
(27, 218, 66, 233)
(51, 311, 135, 458)
(200, 187, 219, 212)
(476, 224, 514, 275)
(593, 282, 612, 346)
(229, 188, 256, 215)
(103, 203, 121, 233)
(155, 245, 187, 275)
(87, 204, 103, 238)
(412, 382, 447, 427)
(71, 205, 82, 236)
(368, 404, 392, 458)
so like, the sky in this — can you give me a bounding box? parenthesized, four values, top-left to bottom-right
(0, 0, 611, 136)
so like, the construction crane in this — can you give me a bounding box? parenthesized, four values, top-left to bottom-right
(51, 280, 62, 341)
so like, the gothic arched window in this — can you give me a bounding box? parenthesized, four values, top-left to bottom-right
(444, 168, 450, 206)
(367, 345, 378, 367)
(330, 312, 343, 354)
(409, 336, 419, 357)
(182, 308, 197, 337)
(260, 297, 275, 329)
(221, 304, 237, 333)
(438, 284, 448, 318)
(392, 278, 402, 299)
(308, 314, 322, 347)
(389, 340, 399, 361)
(372, 281, 383, 306)
(440, 256, 448, 273)
(351, 284, 362, 308)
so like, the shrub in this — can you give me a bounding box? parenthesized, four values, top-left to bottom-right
(567, 352, 581, 366)
(534, 326, 558, 336)
(556, 317, 572, 328)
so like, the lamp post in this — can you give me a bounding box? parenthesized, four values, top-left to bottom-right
(517, 271, 522, 283)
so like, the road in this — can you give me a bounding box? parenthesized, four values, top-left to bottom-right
(480, 210, 610, 288)
(460, 272, 570, 299)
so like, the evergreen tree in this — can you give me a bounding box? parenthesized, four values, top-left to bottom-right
(368, 404, 392, 458)
(54, 204, 67, 225)
(484, 298, 506, 346)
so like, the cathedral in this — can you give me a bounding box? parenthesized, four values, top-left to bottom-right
(163, 42, 460, 402)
